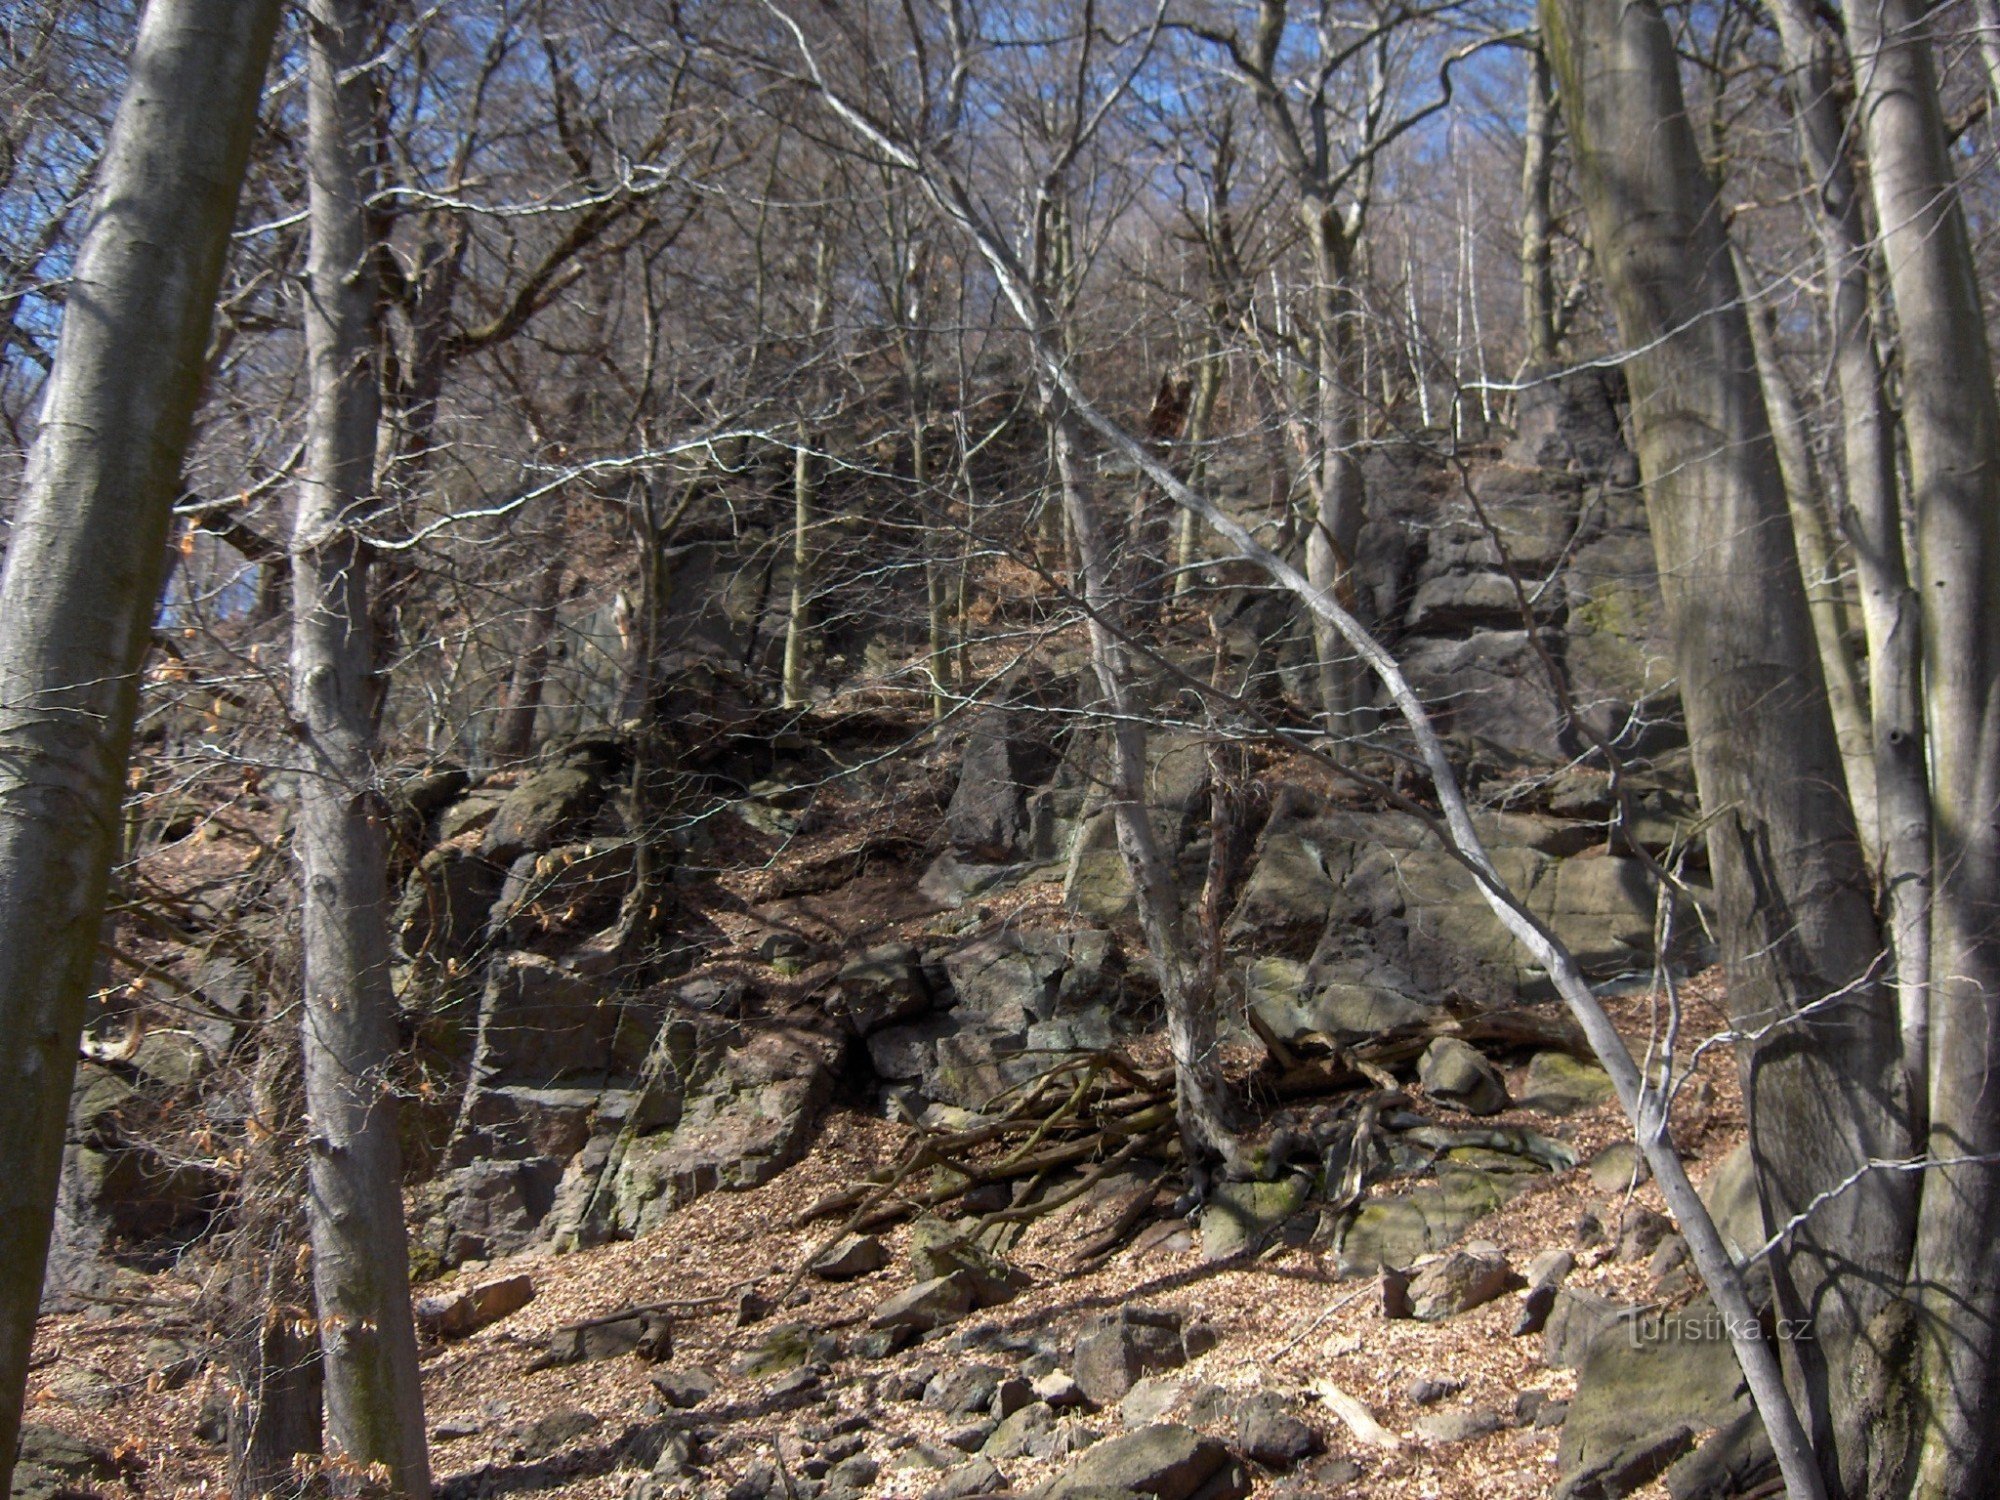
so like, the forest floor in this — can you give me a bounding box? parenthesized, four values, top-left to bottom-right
(27, 977, 1745, 1500)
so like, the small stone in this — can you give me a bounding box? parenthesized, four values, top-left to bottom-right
(769, 1366, 822, 1398)
(824, 1455, 880, 1498)
(925, 1364, 1006, 1417)
(855, 1327, 917, 1359)
(1586, 1142, 1650, 1193)
(1038, 1423, 1238, 1500)
(943, 1420, 996, 1452)
(1071, 1305, 1188, 1405)
(1514, 1390, 1550, 1426)
(650, 1366, 717, 1409)
(990, 1377, 1033, 1419)
(1119, 1375, 1186, 1427)
(1031, 1370, 1086, 1409)
(870, 1273, 976, 1332)
(886, 1364, 938, 1402)
(1618, 1207, 1674, 1262)
(1408, 1247, 1521, 1320)
(1408, 1376, 1463, 1406)
(512, 1407, 600, 1461)
(813, 1233, 889, 1281)
(1520, 1051, 1616, 1115)
(1535, 1398, 1569, 1429)
(1419, 1037, 1510, 1116)
(924, 1456, 1008, 1500)
(431, 1414, 482, 1440)
(1414, 1407, 1504, 1444)
(980, 1402, 1055, 1461)
(1235, 1391, 1322, 1468)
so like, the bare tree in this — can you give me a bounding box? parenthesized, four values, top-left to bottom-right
(293, 0, 429, 1489)
(0, 2, 281, 1486)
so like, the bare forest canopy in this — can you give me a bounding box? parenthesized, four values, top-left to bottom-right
(5, 1, 2000, 1499)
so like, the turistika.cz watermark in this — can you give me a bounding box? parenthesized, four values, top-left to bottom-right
(1628, 1307, 1814, 1346)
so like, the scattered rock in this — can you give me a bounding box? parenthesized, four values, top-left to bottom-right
(1419, 1037, 1510, 1116)
(945, 1419, 998, 1453)
(824, 1454, 881, 1499)
(812, 1233, 889, 1281)
(926, 1364, 1008, 1417)
(1414, 1407, 1504, 1444)
(1200, 1175, 1311, 1260)
(1543, 1288, 1642, 1370)
(1514, 1248, 1576, 1336)
(1072, 1306, 1189, 1405)
(926, 1456, 1009, 1500)
(981, 1402, 1055, 1461)
(909, 1219, 1032, 1307)
(1119, 1376, 1187, 1427)
(733, 1321, 812, 1378)
(512, 1407, 601, 1461)
(1586, 1141, 1649, 1193)
(870, 1274, 976, 1333)
(1235, 1391, 1322, 1468)
(1037, 1423, 1238, 1500)
(992, 1377, 1034, 1419)
(1521, 1051, 1616, 1115)
(650, 1366, 717, 1408)
(1032, 1370, 1086, 1410)
(11, 1425, 117, 1500)
(1555, 1299, 1751, 1500)
(416, 1272, 536, 1340)
(1408, 1376, 1463, 1406)
(1663, 1407, 1776, 1500)
(537, 1310, 671, 1367)
(1408, 1246, 1521, 1320)
(1617, 1207, 1674, 1262)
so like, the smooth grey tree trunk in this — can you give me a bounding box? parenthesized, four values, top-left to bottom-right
(1541, 0, 1916, 1490)
(1842, 0, 2000, 1487)
(0, 3, 280, 1488)
(1048, 411, 1240, 1174)
(1764, 0, 1933, 1119)
(1519, 38, 1560, 370)
(1738, 286, 1877, 842)
(294, 0, 431, 1491)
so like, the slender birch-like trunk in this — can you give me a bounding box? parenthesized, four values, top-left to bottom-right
(0, 4, 280, 1487)
(1843, 0, 2000, 1487)
(1764, 0, 1933, 1118)
(294, 1, 430, 1490)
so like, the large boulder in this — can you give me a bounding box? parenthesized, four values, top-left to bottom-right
(1037, 1424, 1242, 1500)
(482, 764, 608, 862)
(1555, 1300, 1751, 1500)
(945, 710, 1062, 862)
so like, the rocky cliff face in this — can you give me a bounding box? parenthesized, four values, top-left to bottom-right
(52, 374, 1702, 1303)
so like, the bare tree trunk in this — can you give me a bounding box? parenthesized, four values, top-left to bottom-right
(0, 3, 280, 1487)
(1305, 209, 1367, 737)
(1739, 286, 1877, 841)
(1171, 318, 1224, 597)
(1842, 0, 2000, 1486)
(294, 1, 430, 1491)
(228, 1024, 324, 1500)
(489, 509, 567, 762)
(1541, 0, 1916, 1490)
(1764, 0, 1933, 1118)
(781, 427, 814, 709)
(1049, 412, 1238, 1176)
(1520, 37, 1559, 369)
